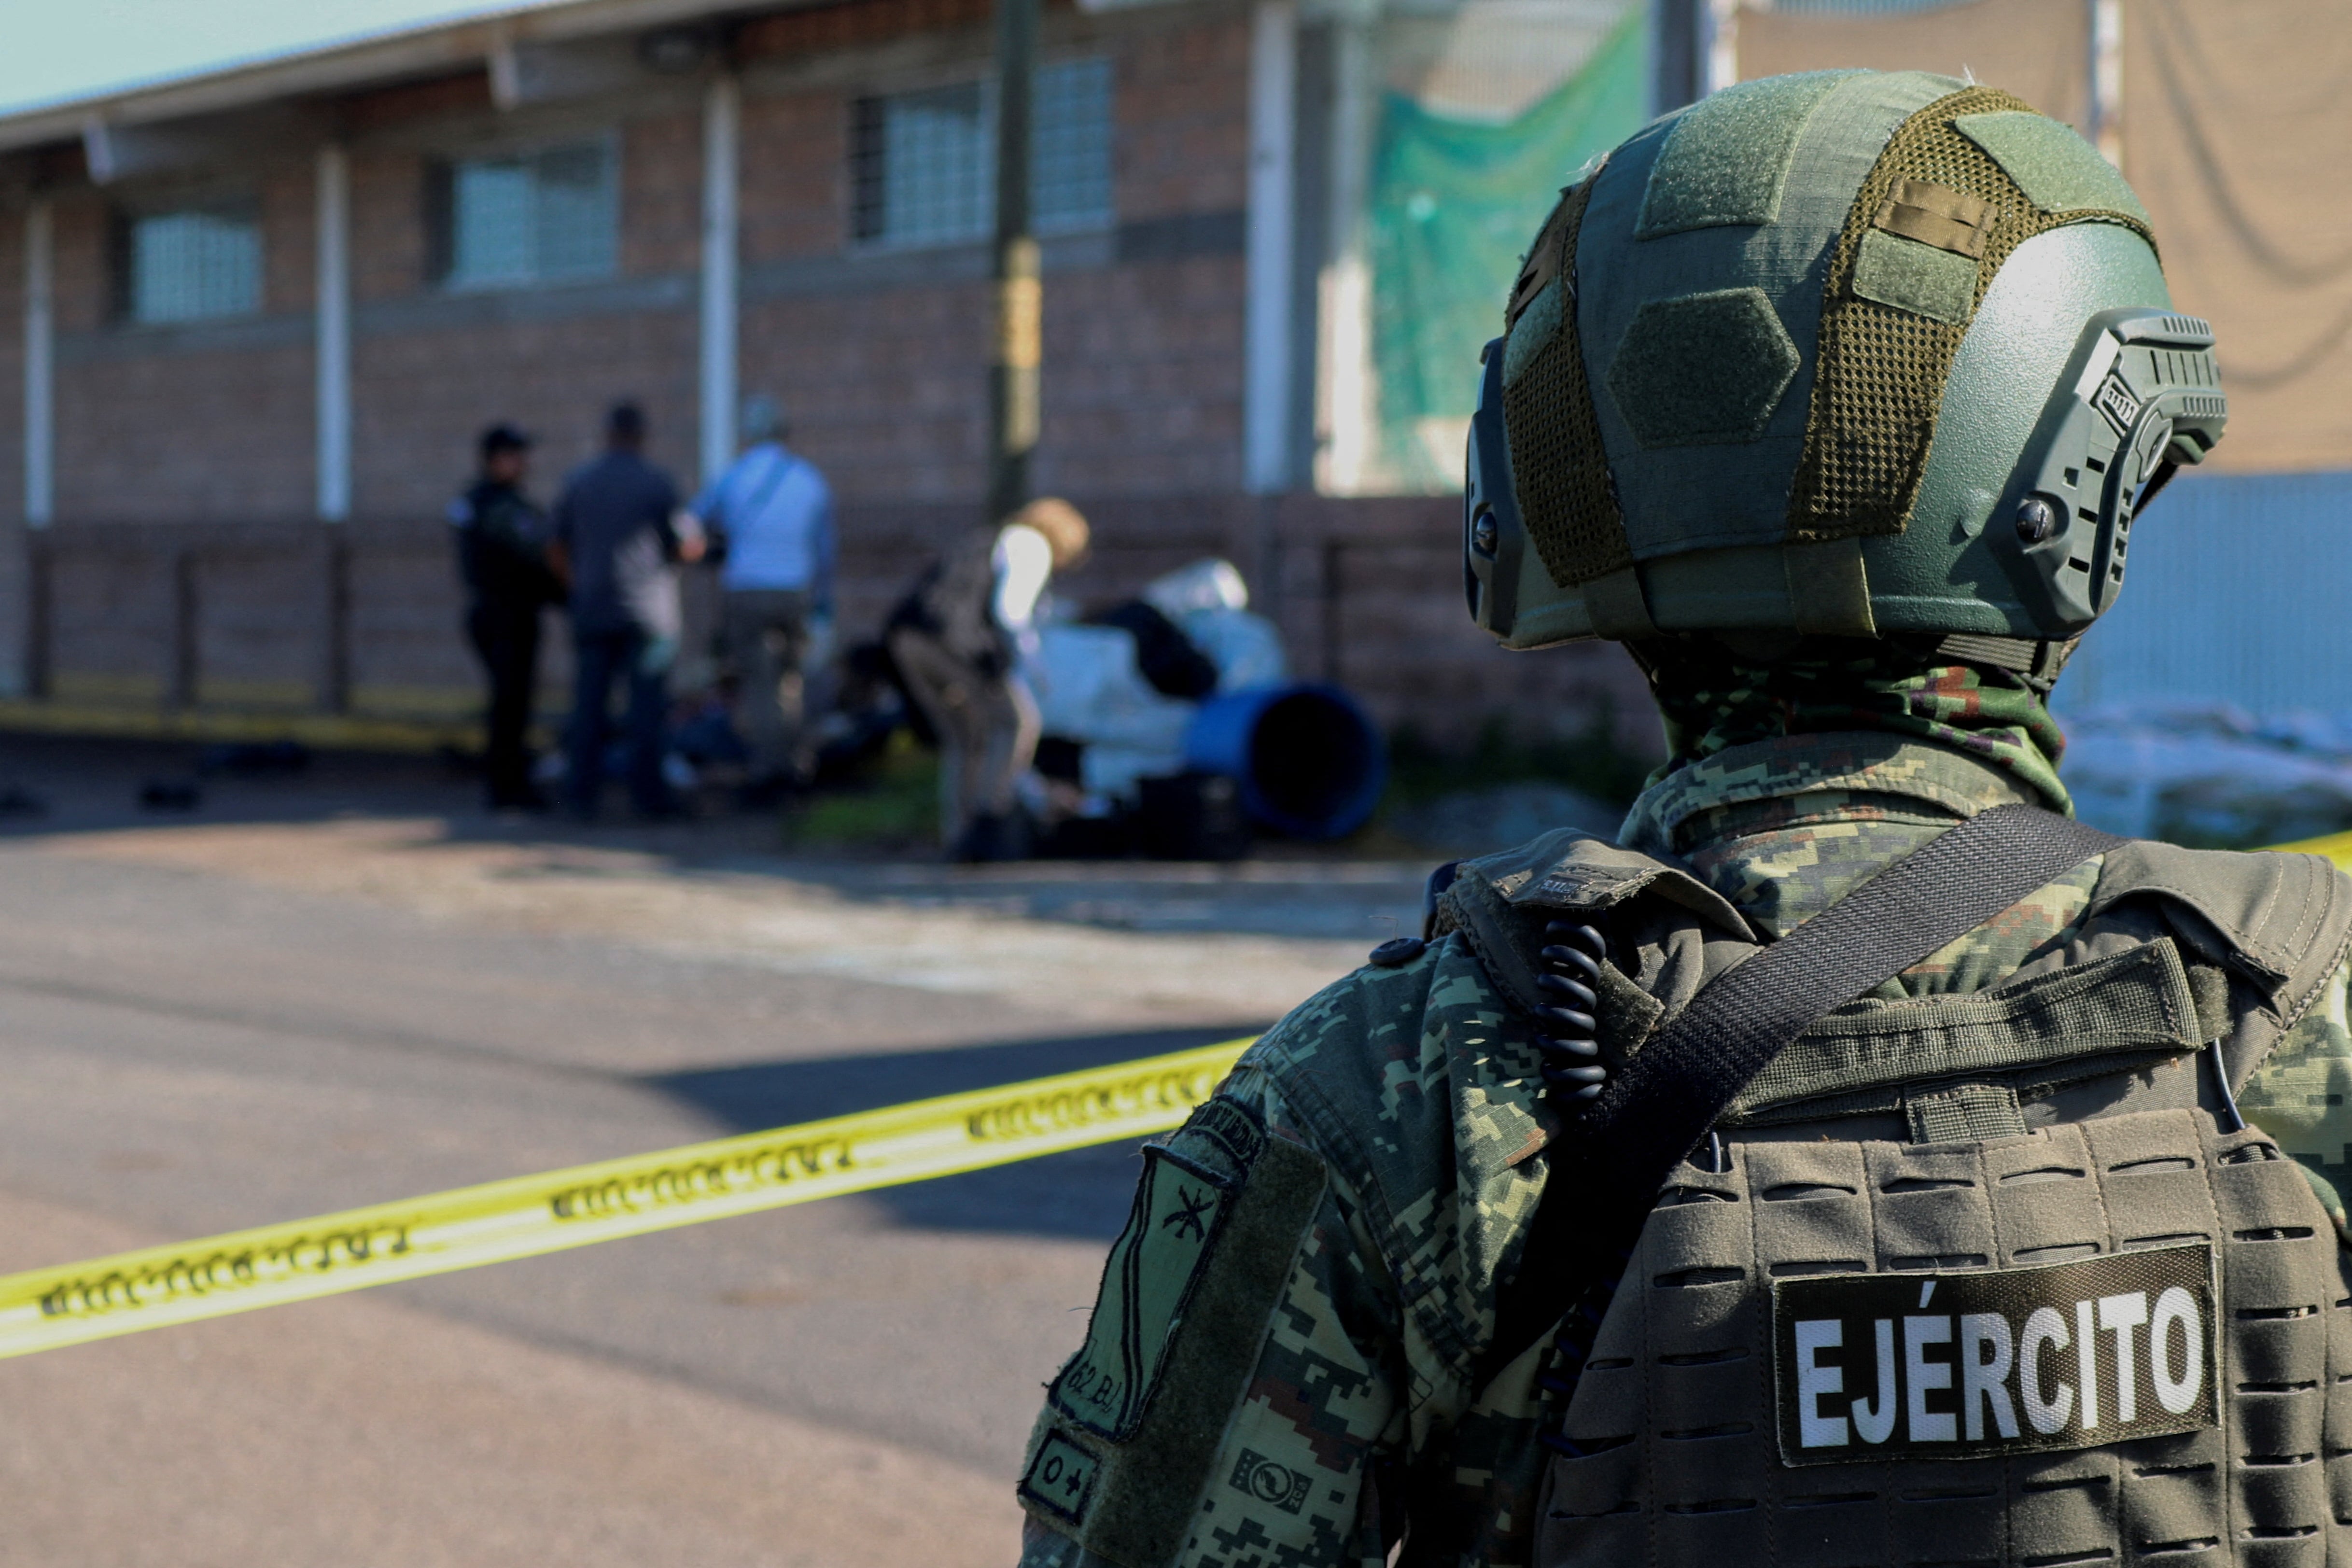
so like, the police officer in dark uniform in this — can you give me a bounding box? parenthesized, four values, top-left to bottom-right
(449, 423, 562, 811)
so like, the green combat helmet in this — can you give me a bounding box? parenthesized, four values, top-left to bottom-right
(1464, 71, 2228, 667)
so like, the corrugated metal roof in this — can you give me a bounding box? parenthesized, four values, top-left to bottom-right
(0, 0, 746, 151)
(0, 2, 546, 124)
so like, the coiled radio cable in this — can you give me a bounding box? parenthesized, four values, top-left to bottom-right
(1533, 919, 1607, 1102)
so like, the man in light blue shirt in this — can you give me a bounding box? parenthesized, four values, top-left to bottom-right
(688, 394, 836, 798)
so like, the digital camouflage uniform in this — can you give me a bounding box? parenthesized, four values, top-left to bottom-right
(1017, 67, 2296, 1568)
(1016, 727, 2352, 1568)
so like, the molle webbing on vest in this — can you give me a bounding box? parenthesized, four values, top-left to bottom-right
(1502, 177, 1635, 589)
(1724, 939, 2204, 1122)
(1574, 806, 2123, 1217)
(1535, 1109, 2349, 1568)
(1902, 1080, 2026, 1142)
(1786, 86, 2156, 544)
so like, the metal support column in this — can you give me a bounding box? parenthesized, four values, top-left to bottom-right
(16, 198, 51, 699)
(315, 146, 351, 524)
(1313, 0, 1375, 495)
(23, 198, 51, 532)
(315, 145, 353, 711)
(700, 72, 742, 488)
(1244, 0, 1298, 497)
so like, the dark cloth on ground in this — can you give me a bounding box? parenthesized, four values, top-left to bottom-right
(1087, 601, 1218, 699)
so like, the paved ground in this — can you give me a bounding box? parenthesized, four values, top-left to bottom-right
(0, 735, 1428, 1565)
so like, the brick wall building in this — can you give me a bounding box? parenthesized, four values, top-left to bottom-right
(0, 0, 1652, 756)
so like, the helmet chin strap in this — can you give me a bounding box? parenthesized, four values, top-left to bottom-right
(1928, 633, 2083, 693)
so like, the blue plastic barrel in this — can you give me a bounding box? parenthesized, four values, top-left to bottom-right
(1184, 683, 1386, 840)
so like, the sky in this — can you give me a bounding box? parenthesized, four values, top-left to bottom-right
(0, 0, 564, 119)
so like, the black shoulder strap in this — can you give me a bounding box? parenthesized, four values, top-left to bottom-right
(1583, 803, 2124, 1206)
(1481, 804, 2123, 1387)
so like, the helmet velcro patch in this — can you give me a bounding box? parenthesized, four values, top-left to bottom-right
(1605, 288, 1801, 450)
(1787, 87, 2156, 545)
(1873, 179, 1993, 257)
(1502, 176, 1635, 589)
(1954, 111, 2152, 222)
(1635, 70, 1857, 238)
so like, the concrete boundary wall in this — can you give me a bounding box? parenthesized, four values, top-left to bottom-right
(0, 496, 1651, 753)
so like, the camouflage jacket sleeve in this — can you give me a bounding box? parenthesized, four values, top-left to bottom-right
(1015, 1061, 1400, 1568)
(1014, 937, 1570, 1568)
(2237, 952, 2352, 1234)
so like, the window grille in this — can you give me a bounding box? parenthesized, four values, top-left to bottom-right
(443, 139, 618, 290)
(863, 81, 992, 248)
(127, 207, 261, 324)
(851, 59, 1114, 248)
(1035, 57, 1113, 235)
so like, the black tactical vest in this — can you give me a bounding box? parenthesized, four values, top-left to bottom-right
(1439, 830, 2352, 1568)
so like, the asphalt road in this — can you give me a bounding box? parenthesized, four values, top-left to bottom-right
(0, 738, 1426, 1566)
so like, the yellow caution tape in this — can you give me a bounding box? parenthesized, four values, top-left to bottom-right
(20, 828, 2352, 1363)
(2264, 827, 2352, 864)
(0, 1036, 1255, 1361)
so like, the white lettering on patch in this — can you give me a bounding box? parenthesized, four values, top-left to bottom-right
(1771, 1244, 2217, 1465)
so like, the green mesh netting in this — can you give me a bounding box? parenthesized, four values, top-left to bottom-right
(1366, 7, 1649, 492)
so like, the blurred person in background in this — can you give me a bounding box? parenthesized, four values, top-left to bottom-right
(887, 497, 1090, 862)
(687, 393, 836, 806)
(448, 422, 562, 812)
(549, 402, 703, 821)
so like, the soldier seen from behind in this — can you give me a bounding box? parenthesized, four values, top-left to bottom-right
(449, 422, 562, 812)
(1017, 74, 2352, 1568)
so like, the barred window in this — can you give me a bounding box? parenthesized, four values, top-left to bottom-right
(854, 82, 991, 248)
(439, 139, 618, 290)
(127, 206, 261, 324)
(851, 59, 1114, 248)
(1034, 57, 1113, 235)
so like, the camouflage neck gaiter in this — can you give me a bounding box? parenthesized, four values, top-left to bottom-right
(1638, 637, 2073, 813)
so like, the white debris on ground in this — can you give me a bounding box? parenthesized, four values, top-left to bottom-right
(1145, 560, 1286, 691)
(2060, 703, 2352, 846)
(1030, 625, 1196, 800)
(1031, 559, 1288, 808)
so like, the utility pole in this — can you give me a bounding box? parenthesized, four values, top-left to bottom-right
(988, 0, 1041, 527)
(1652, 0, 1736, 115)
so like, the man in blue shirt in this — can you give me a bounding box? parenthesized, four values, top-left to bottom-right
(550, 402, 702, 820)
(688, 393, 836, 801)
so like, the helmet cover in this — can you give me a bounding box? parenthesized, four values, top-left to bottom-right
(1465, 71, 2226, 650)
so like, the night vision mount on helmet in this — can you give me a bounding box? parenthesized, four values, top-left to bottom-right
(1463, 72, 2227, 658)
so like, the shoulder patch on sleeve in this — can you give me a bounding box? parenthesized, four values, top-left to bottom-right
(1020, 1428, 1103, 1525)
(1048, 1100, 1261, 1439)
(1022, 1095, 1328, 1567)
